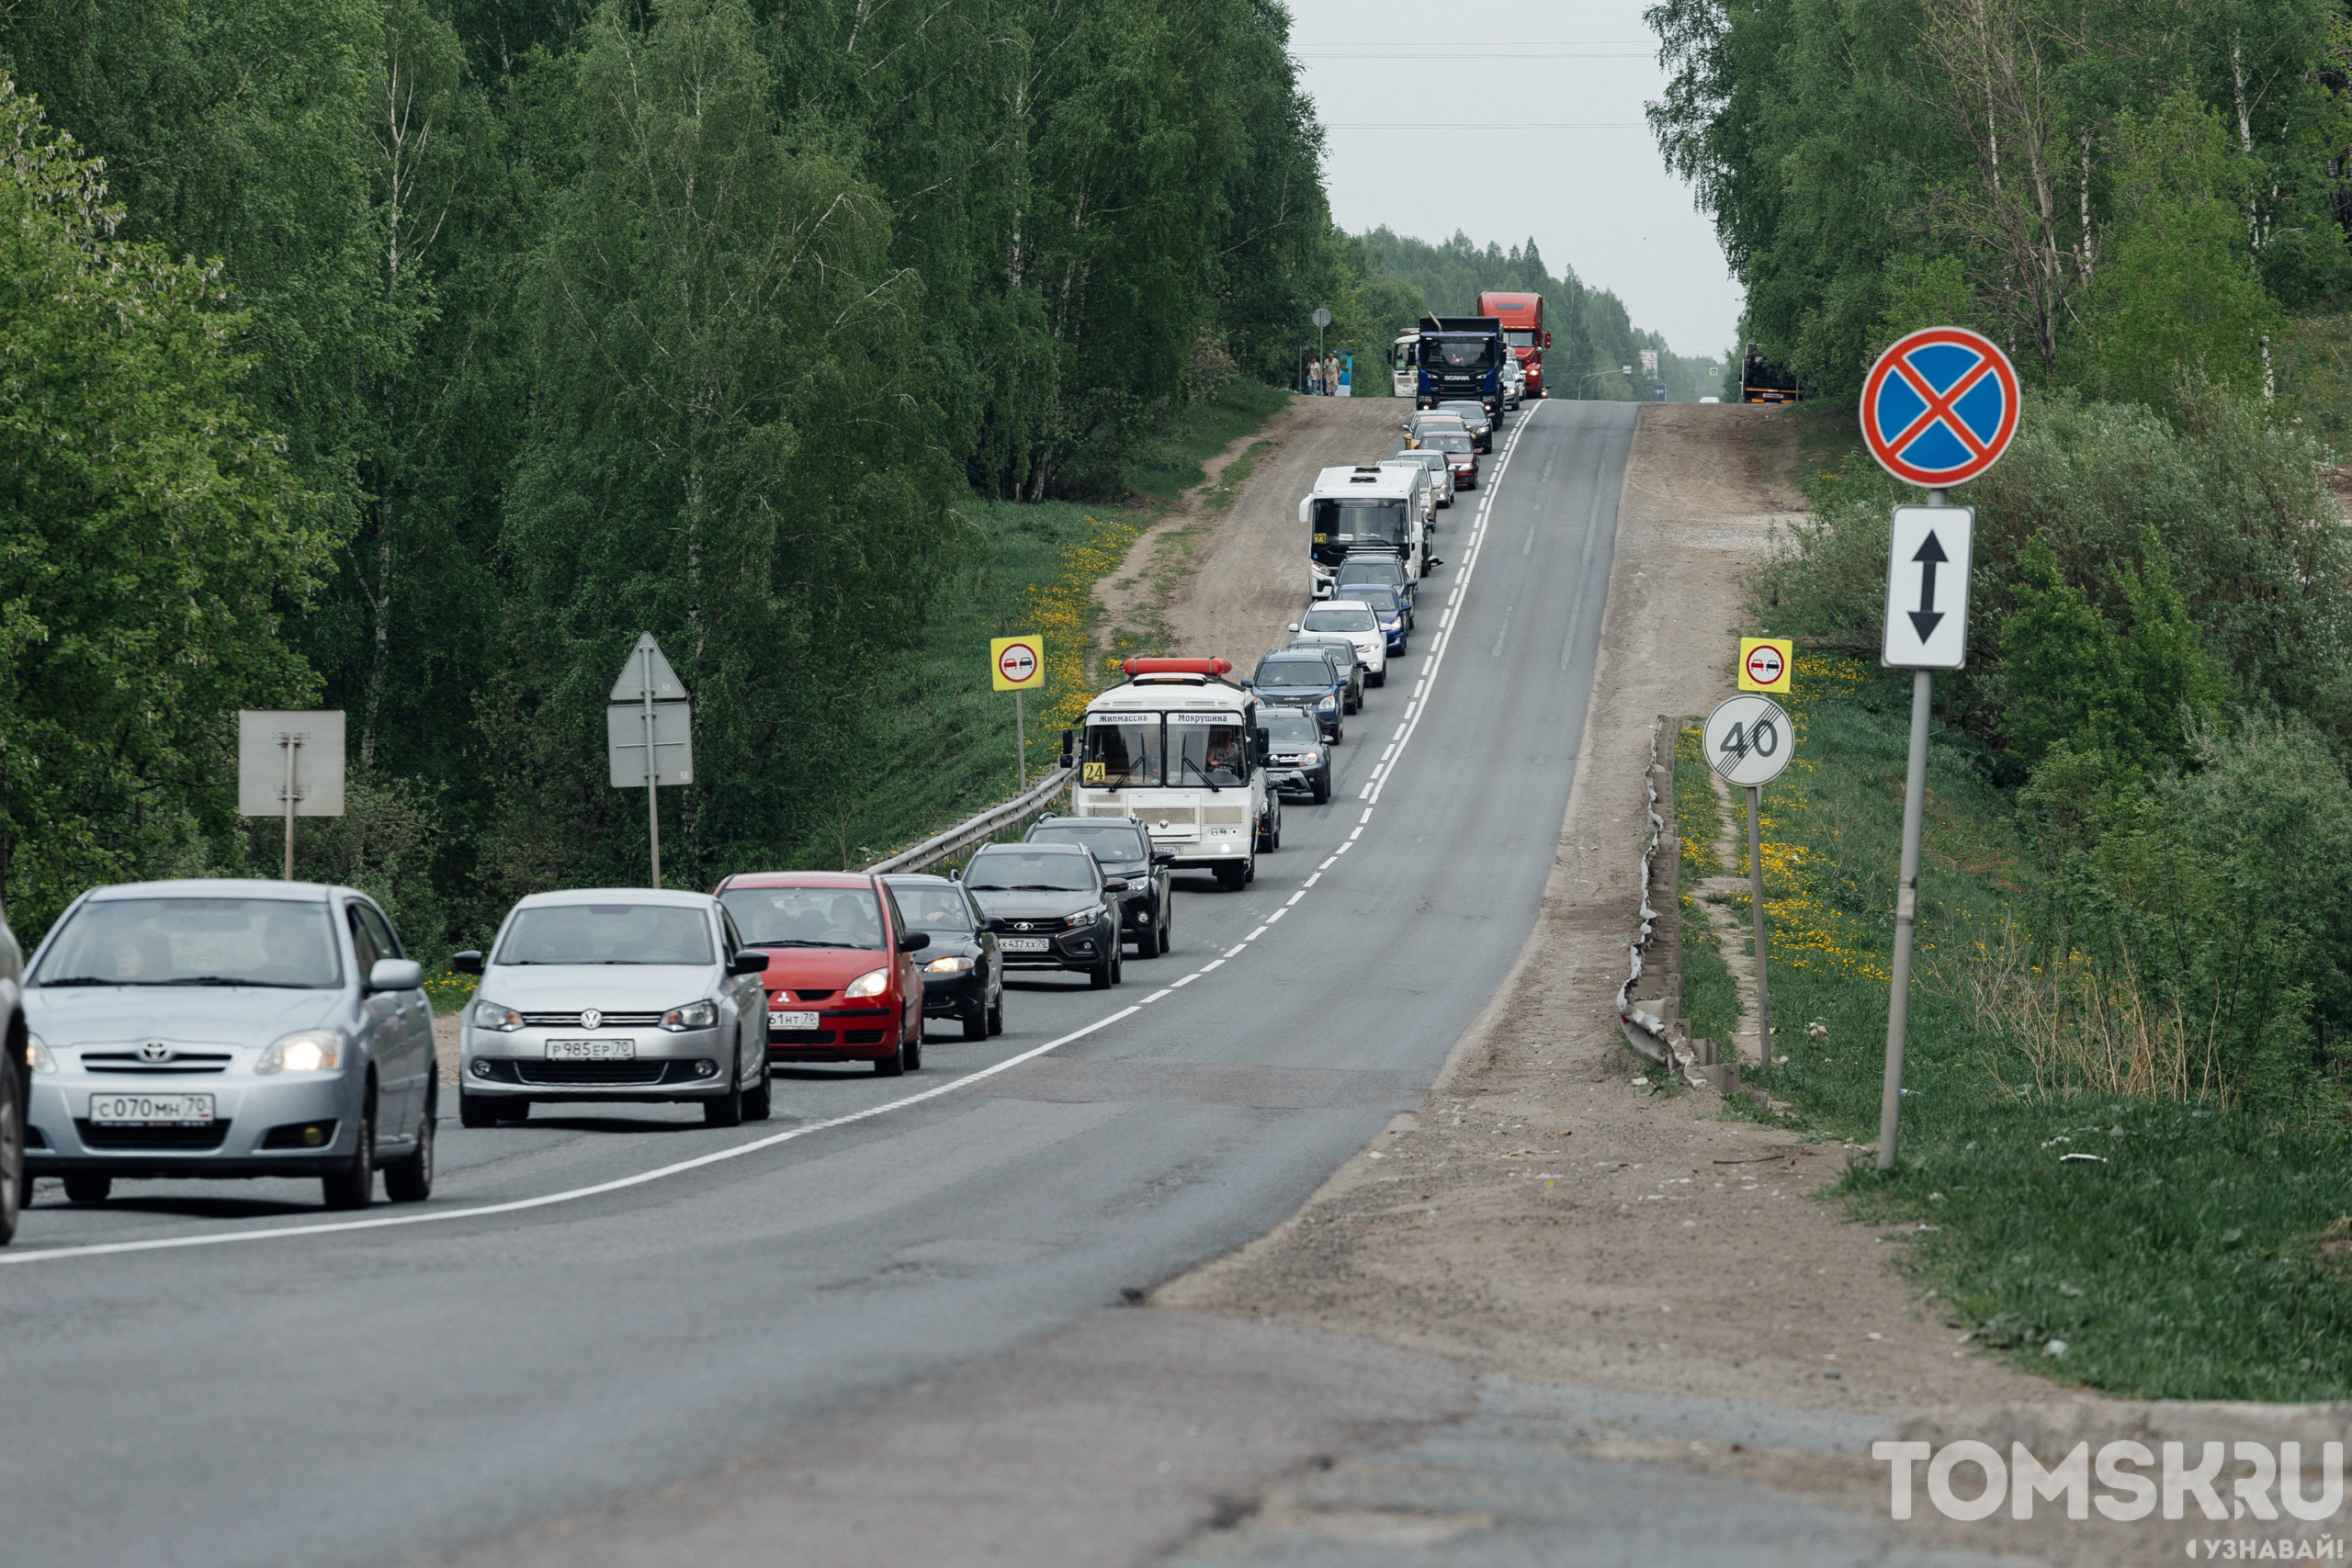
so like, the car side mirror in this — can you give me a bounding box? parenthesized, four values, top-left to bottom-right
(1059, 728, 1074, 769)
(728, 950, 771, 975)
(368, 958, 424, 993)
(1152, 851, 1176, 866)
(1102, 878, 1130, 893)
(1286, 622, 1299, 633)
(898, 931, 931, 953)
(450, 950, 484, 976)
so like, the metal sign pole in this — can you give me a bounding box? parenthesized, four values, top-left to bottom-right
(641, 645, 662, 889)
(281, 735, 301, 882)
(1876, 486, 1943, 1169)
(1015, 689, 1026, 793)
(1747, 783, 1771, 1082)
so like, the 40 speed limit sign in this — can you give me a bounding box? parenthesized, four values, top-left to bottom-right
(1702, 694, 1794, 787)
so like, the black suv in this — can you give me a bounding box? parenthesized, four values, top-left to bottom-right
(1260, 705, 1333, 804)
(960, 842, 1126, 988)
(1023, 815, 1175, 958)
(1247, 649, 1349, 742)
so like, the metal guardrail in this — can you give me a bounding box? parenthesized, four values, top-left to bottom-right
(863, 766, 1077, 875)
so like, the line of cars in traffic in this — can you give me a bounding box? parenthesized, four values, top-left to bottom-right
(0, 391, 1515, 1235)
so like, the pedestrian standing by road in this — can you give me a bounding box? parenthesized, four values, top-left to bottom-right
(1324, 355, 1340, 396)
(1307, 356, 1323, 396)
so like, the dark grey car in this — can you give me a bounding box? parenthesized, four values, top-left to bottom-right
(1024, 815, 1176, 958)
(883, 874, 1003, 1040)
(23, 880, 436, 1211)
(1437, 399, 1494, 450)
(960, 843, 1125, 989)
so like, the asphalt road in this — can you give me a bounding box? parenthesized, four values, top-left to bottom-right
(0, 399, 1639, 1568)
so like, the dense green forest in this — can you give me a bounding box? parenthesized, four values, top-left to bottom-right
(1648, 0, 2352, 1113)
(0, 0, 1355, 953)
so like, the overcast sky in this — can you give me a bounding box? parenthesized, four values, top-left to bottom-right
(1283, 0, 1744, 359)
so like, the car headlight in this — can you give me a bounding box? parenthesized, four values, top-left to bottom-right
(255, 1028, 346, 1075)
(661, 999, 718, 1032)
(1319, 696, 1336, 710)
(470, 999, 524, 1032)
(924, 955, 974, 974)
(844, 967, 890, 998)
(27, 1032, 54, 1073)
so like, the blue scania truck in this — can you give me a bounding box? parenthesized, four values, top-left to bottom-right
(1413, 315, 1509, 418)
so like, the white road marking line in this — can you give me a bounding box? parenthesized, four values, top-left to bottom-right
(1361, 807, 1375, 824)
(1226, 942, 1250, 957)
(1349, 825, 1365, 840)
(1141, 988, 1173, 1004)
(0, 1003, 1149, 1268)
(1331, 840, 1355, 855)
(1171, 973, 1202, 987)
(1316, 857, 1337, 872)
(1200, 958, 1225, 972)
(1380, 744, 1396, 761)
(1393, 723, 1408, 740)
(1303, 872, 1321, 886)
(1265, 908, 1288, 923)
(1491, 602, 1513, 658)
(1246, 925, 1268, 940)
(1285, 891, 1306, 906)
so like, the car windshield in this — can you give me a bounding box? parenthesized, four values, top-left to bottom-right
(1254, 657, 1332, 689)
(1426, 337, 1497, 369)
(1440, 404, 1486, 424)
(1504, 330, 1535, 346)
(1082, 717, 1160, 789)
(966, 850, 1097, 893)
(1429, 434, 1473, 454)
(498, 903, 717, 964)
(1263, 713, 1320, 747)
(1303, 607, 1377, 633)
(718, 887, 885, 950)
(882, 883, 974, 935)
(1353, 587, 1400, 613)
(34, 897, 344, 988)
(1029, 824, 1148, 865)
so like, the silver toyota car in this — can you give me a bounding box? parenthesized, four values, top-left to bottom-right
(453, 889, 771, 1128)
(23, 880, 436, 1210)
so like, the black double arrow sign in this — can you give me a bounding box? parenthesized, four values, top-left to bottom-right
(1907, 531, 1948, 641)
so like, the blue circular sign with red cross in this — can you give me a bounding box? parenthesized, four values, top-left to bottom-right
(1860, 327, 2020, 488)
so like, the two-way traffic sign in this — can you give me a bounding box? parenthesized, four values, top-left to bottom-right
(1882, 506, 1975, 669)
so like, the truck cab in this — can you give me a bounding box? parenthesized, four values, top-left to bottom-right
(1066, 660, 1275, 892)
(1301, 465, 1427, 601)
(1414, 315, 1508, 418)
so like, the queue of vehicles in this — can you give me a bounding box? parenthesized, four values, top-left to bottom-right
(0, 336, 1509, 1233)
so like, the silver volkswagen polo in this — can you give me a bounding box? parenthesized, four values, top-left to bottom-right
(23, 880, 437, 1210)
(453, 889, 771, 1128)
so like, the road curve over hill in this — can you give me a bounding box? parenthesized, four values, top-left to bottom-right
(0, 400, 1638, 1568)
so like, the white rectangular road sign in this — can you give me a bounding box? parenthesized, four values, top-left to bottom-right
(237, 711, 345, 816)
(1882, 505, 1974, 670)
(607, 702, 693, 787)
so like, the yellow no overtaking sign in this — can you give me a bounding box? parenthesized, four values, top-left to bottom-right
(991, 635, 1045, 692)
(1738, 636, 1794, 694)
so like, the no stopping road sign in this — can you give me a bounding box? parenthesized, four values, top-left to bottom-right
(1861, 327, 2018, 489)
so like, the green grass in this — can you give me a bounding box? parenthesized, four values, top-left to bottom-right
(1125, 380, 1293, 501)
(1672, 722, 1742, 1050)
(1755, 658, 2352, 1401)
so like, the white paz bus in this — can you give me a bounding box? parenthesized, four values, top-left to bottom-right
(1061, 659, 1281, 890)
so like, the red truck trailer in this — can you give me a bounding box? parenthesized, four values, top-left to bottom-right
(1476, 291, 1548, 398)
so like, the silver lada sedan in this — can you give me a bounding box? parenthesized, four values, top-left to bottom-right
(23, 880, 437, 1210)
(452, 889, 772, 1129)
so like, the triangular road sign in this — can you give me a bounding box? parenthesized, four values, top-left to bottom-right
(609, 632, 689, 704)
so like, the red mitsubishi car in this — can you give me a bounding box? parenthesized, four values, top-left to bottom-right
(713, 872, 929, 1076)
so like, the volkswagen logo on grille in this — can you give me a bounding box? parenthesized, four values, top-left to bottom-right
(139, 1041, 173, 1063)
(579, 1009, 603, 1031)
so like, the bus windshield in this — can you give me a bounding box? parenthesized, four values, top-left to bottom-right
(1310, 498, 1407, 566)
(1170, 714, 1248, 787)
(1082, 717, 1160, 788)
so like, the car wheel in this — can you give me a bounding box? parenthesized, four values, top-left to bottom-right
(493, 1098, 531, 1124)
(1244, 852, 1257, 885)
(1311, 769, 1331, 805)
(63, 1173, 110, 1205)
(458, 1087, 499, 1129)
(704, 1056, 746, 1125)
(383, 1083, 435, 1203)
(744, 1055, 773, 1122)
(1089, 948, 1114, 988)
(874, 1023, 908, 1077)
(321, 1102, 375, 1211)
(0, 1047, 21, 1245)
(1370, 667, 1385, 688)
(987, 998, 1004, 1037)
(962, 1009, 989, 1041)
(904, 1026, 922, 1072)
(1158, 902, 1172, 954)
